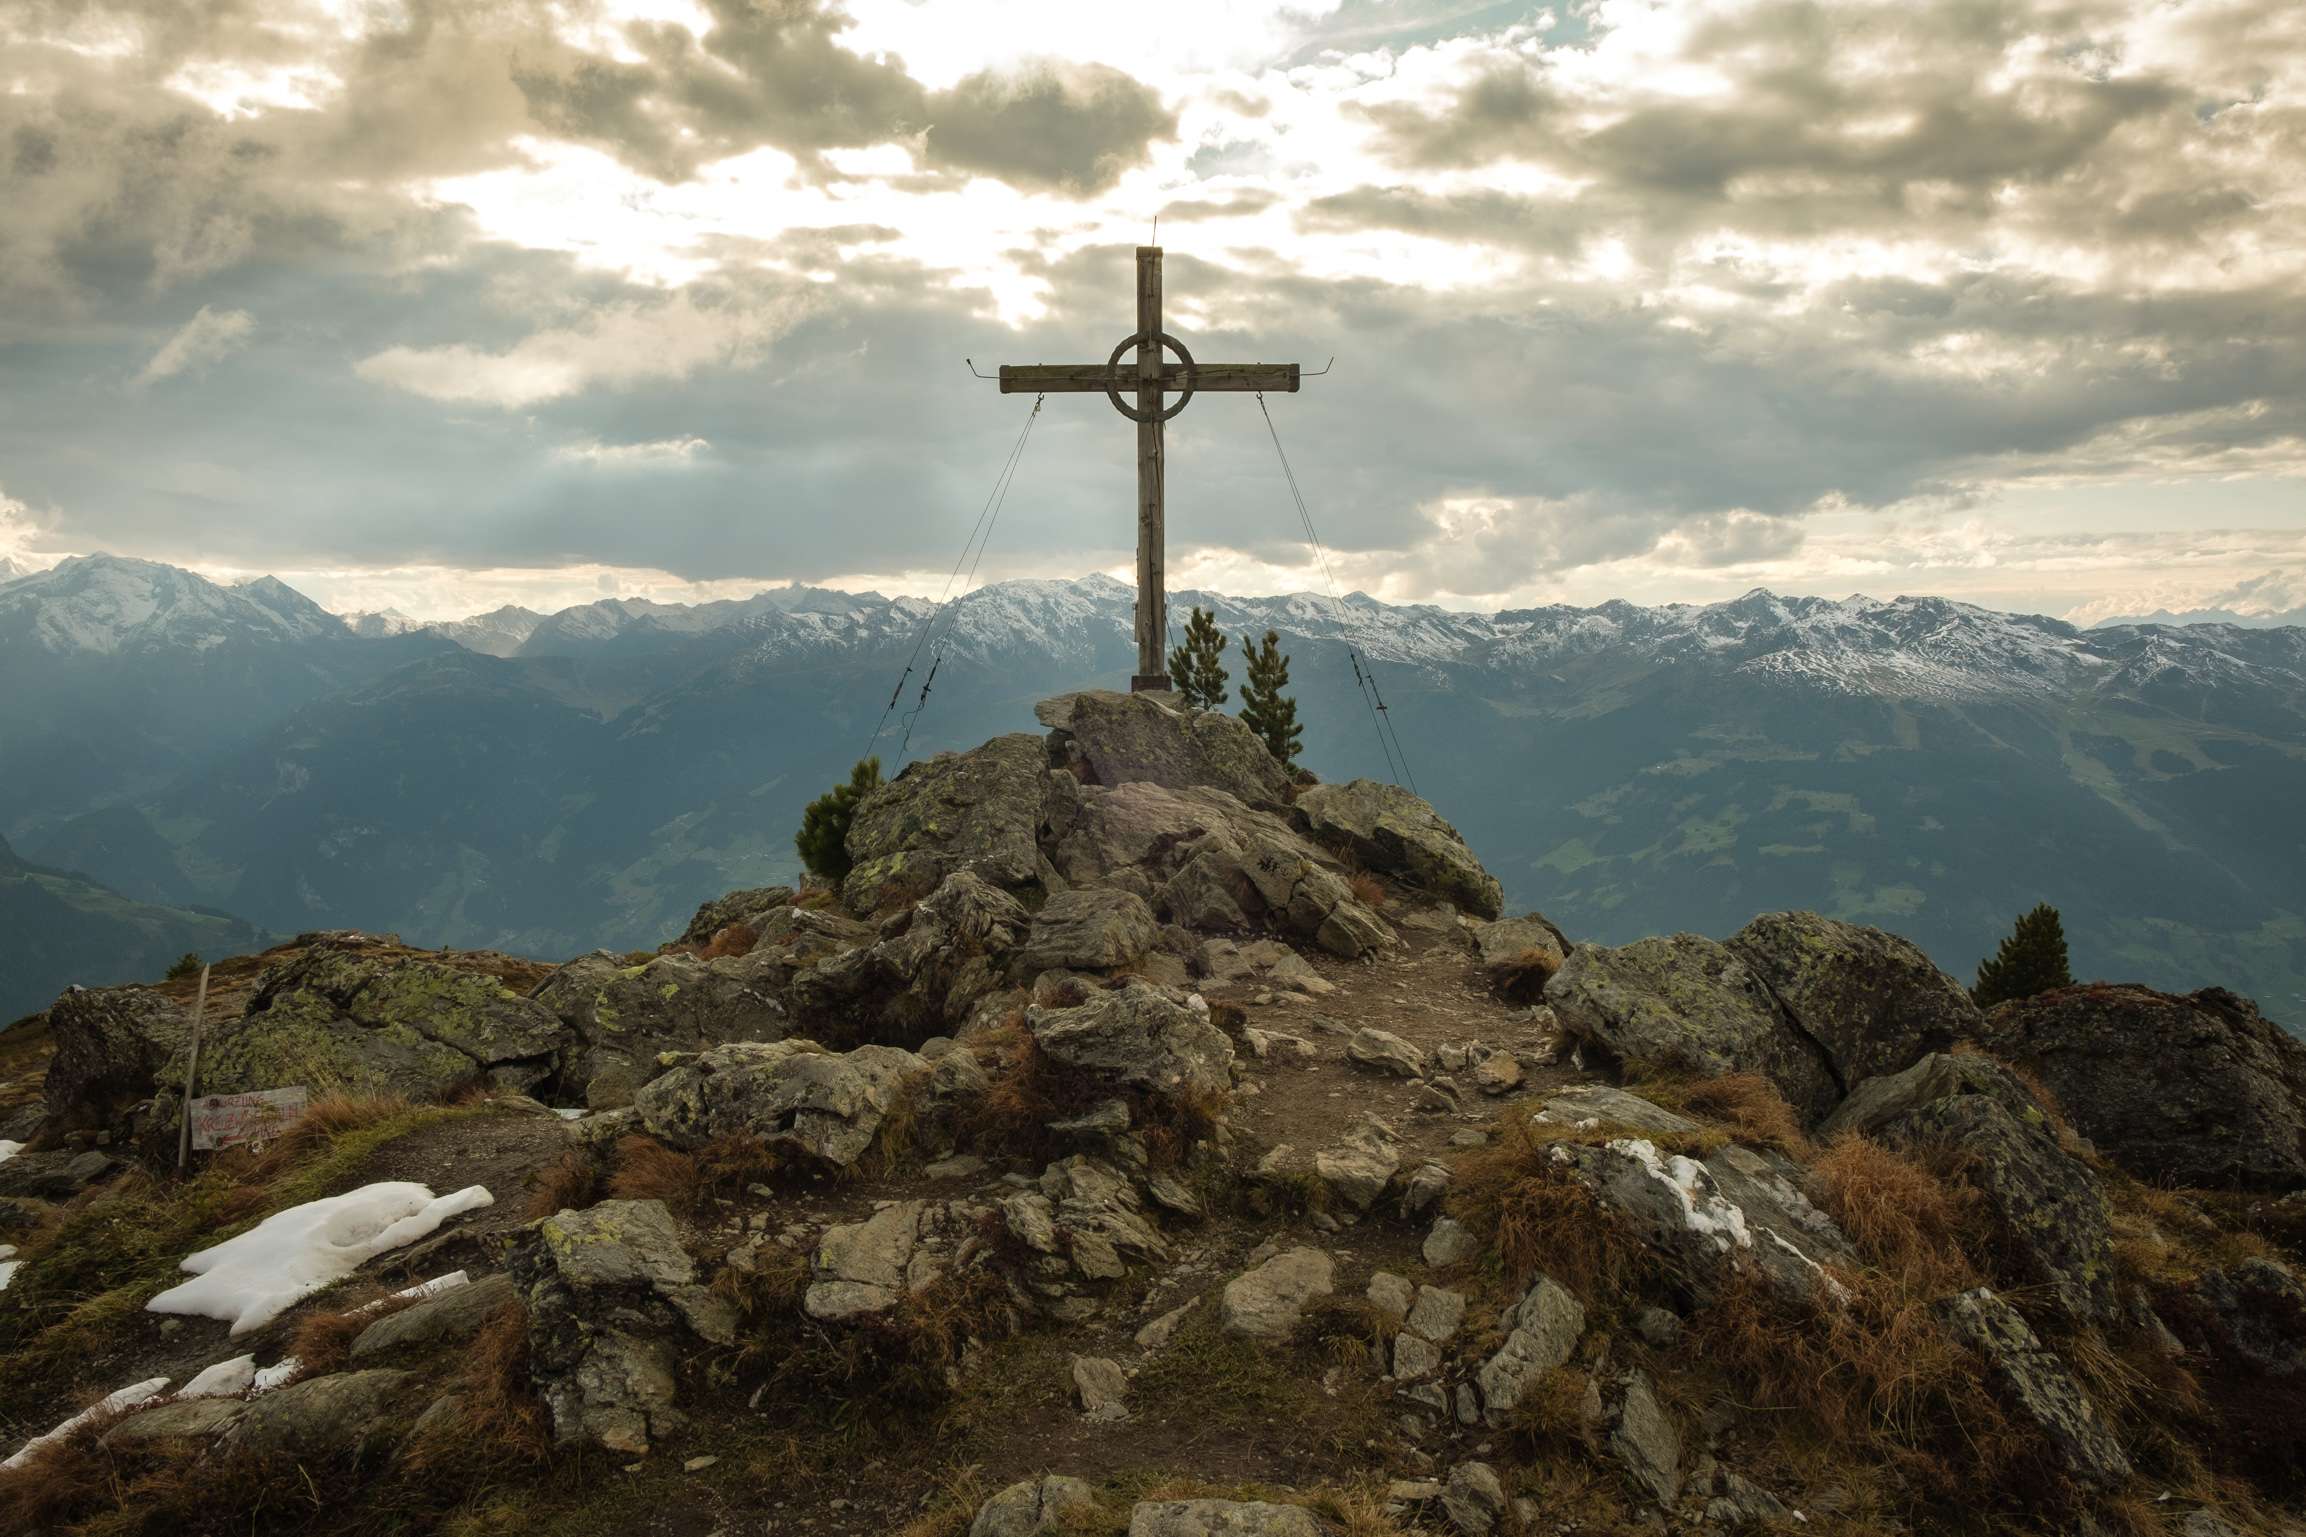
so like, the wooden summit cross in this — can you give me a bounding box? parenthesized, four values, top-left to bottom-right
(988, 245, 1307, 691)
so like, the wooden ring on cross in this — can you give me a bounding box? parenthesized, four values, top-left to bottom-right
(1103, 330, 1197, 423)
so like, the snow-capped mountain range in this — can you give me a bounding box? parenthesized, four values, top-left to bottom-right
(4, 551, 2304, 1027)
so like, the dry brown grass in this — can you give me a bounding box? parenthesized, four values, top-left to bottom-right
(959, 1007, 1223, 1171)
(1446, 1112, 1647, 1294)
(1346, 871, 1388, 909)
(284, 1284, 421, 1378)
(403, 1299, 553, 1471)
(698, 921, 758, 960)
(1811, 1132, 1985, 1295)
(0, 1428, 109, 1533)
(523, 1145, 606, 1220)
(608, 1133, 702, 1210)
(1642, 1072, 1812, 1158)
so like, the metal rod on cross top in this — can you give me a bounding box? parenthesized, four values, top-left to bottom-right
(983, 246, 1317, 691)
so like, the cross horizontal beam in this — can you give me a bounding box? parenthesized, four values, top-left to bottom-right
(998, 362, 1299, 394)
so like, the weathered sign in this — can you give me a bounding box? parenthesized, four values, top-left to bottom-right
(189, 1086, 311, 1151)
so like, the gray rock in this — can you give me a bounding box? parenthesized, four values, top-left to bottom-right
(1043, 689, 1295, 809)
(100, 1397, 245, 1449)
(1220, 1246, 1336, 1340)
(1633, 1305, 1683, 1349)
(1072, 1354, 1130, 1421)
(792, 871, 1029, 1042)
(842, 732, 1048, 912)
(1394, 1330, 1443, 1381)
(675, 885, 797, 947)
(1135, 1298, 1197, 1350)
(1535, 1085, 1701, 1138)
(1471, 914, 1571, 969)
(1975, 983, 2306, 1190)
(632, 1039, 931, 1168)
(1474, 1052, 1523, 1095)
(42, 984, 192, 1132)
(2168, 1257, 2306, 1379)
(1423, 1216, 1478, 1268)
(1346, 1027, 1428, 1078)
(534, 951, 789, 1108)
(973, 1475, 1100, 1537)
(1199, 938, 1334, 996)
(1441, 1460, 1508, 1536)
(1477, 1276, 1585, 1425)
(806, 1200, 931, 1320)
(0, 1147, 117, 1200)
(1727, 910, 1981, 1092)
(1826, 1053, 2116, 1323)
(1126, 1501, 1324, 1536)
(1400, 1161, 1451, 1218)
(1604, 1370, 1682, 1506)
(509, 1198, 735, 1454)
(1405, 1285, 1467, 1343)
(1020, 887, 1161, 973)
(1291, 780, 1504, 920)
(1546, 933, 1838, 1121)
(1027, 979, 1236, 1103)
(225, 1369, 417, 1457)
(1002, 1156, 1171, 1306)
(1939, 1287, 2132, 1488)
(351, 1271, 517, 1359)
(1366, 1271, 1416, 1321)
(1315, 1115, 1402, 1211)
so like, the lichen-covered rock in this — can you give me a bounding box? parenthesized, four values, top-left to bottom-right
(1470, 913, 1571, 969)
(1476, 1276, 1584, 1425)
(806, 1199, 938, 1320)
(1197, 938, 1333, 996)
(1825, 1053, 2116, 1324)
(973, 1474, 1100, 1536)
(1727, 911, 1981, 1092)
(842, 733, 1048, 913)
(1553, 1136, 1854, 1304)
(1043, 779, 1392, 958)
(676, 885, 797, 946)
(1027, 979, 1235, 1105)
(1346, 1027, 1428, 1079)
(1315, 1115, 1402, 1211)
(2161, 1257, 2306, 1381)
(1000, 1155, 1170, 1309)
(1975, 984, 2306, 1191)
(1939, 1287, 2131, 1488)
(42, 984, 191, 1132)
(1534, 1085, 1702, 1138)
(224, 1369, 421, 1457)
(162, 941, 568, 1108)
(631, 1039, 931, 1168)
(1040, 689, 1293, 810)
(791, 871, 1027, 1042)
(509, 1198, 735, 1455)
(1602, 1370, 1683, 1506)
(534, 951, 788, 1108)
(1018, 886, 1160, 973)
(1546, 934, 1838, 1121)
(1127, 1501, 1324, 1537)
(351, 1271, 518, 1359)
(1291, 779, 1503, 919)
(1220, 1246, 1335, 1340)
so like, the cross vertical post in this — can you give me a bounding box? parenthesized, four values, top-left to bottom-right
(1134, 246, 1166, 690)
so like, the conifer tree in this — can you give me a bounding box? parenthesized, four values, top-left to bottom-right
(1165, 606, 1230, 711)
(1237, 628, 1303, 768)
(1972, 902, 2074, 1008)
(795, 757, 882, 881)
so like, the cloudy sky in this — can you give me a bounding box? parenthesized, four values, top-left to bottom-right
(1, 0, 2301, 623)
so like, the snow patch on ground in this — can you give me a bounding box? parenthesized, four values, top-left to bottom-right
(146, 1183, 494, 1336)
(181, 1355, 257, 1399)
(0, 1139, 23, 1163)
(0, 1242, 19, 1292)
(3, 1377, 172, 1469)
(1612, 1137, 1753, 1252)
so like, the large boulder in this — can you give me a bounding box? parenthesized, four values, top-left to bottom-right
(533, 951, 789, 1108)
(1291, 780, 1503, 919)
(1974, 984, 2306, 1190)
(1824, 1053, 2116, 1324)
(790, 871, 1027, 1042)
(509, 1198, 736, 1455)
(1039, 689, 1292, 810)
(1545, 934, 1839, 1121)
(155, 942, 568, 1111)
(632, 1039, 932, 1168)
(1727, 912, 1982, 1092)
(842, 733, 1048, 913)
(1043, 778, 1392, 958)
(41, 984, 192, 1132)
(675, 885, 797, 946)
(1026, 979, 1236, 1106)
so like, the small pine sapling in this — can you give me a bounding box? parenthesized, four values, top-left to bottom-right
(1164, 606, 1231, 711)
(166, 952, 203, 981)
(1237, 628, 1303, 769)
(1971, 902, 2074, 1008)
(795, 757, 883, 881)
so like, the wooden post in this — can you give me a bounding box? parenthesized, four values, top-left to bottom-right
(1132, 245, 1169, 691)
(175, 963, 210, 1175)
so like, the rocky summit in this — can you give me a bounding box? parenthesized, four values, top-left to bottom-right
(2, 688, 2304, 1537)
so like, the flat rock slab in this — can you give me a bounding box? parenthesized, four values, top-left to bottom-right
(1220, 1246, 1335, 1340)
(352, 1270, 516, 1359)
(1128, 1501, 1325, 1536)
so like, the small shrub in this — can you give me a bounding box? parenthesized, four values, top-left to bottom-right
(165, 952, 204, 981)
(698, 921, 757, 961)
(1346, 871, 1388, 909)
(795, 757, 883, 881)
